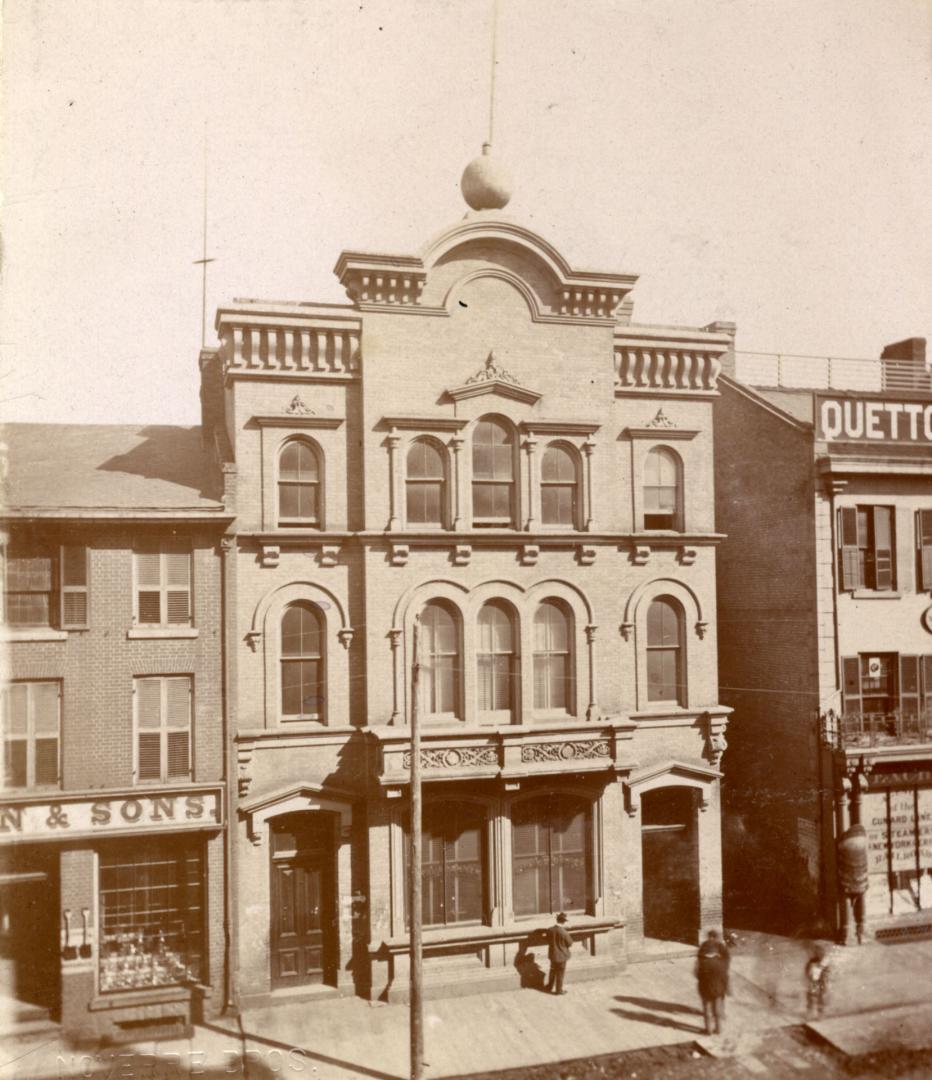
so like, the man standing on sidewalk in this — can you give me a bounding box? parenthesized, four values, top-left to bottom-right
(695, 929, 730, 1035)
(546, 912, 573, 995)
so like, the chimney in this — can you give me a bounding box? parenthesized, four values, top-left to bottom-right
(704, 320, 737, 379)
(880, 337, 929, 392)
(199, 347, 224, 447)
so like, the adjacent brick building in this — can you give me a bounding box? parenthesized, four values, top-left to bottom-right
(715, 338, 932, 942)
(207, 155, 733, 1006)
(0, 424, 232, 1040)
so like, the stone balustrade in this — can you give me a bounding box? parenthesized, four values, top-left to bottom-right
(614, 328, 729, 394)
(219, 317, 362, 376)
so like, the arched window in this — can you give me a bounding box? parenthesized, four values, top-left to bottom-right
(643, 447, 681, 530)
(421, 601, 460, 718)
(477, 601, 516, 718)
(472, 417, 515, 527)
(533, 600, 573, 713)
(406, 802, 485, 927)
(540, 444, 578, 527)
(406, 439, 446, 527)
(646, 596, 685, 704)
(280, 602, 325, 720)
(512, 793, 590, 916)
(279, 440, 321, 527)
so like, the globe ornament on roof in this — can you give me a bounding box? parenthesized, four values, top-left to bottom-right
(460, 143, 512, 211)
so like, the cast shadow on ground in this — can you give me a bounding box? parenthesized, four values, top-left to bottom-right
(614, 994, 703, 1017)
(610, 1004, 705, 1034)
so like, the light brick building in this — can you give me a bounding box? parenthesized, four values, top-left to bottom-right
(715, 338, 932, 942)
(207, 157, 733, 1006)
(0, 425, 231, 1040)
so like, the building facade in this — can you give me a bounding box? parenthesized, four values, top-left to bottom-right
(0, 424, 231, 1040)
(205, 170, 733, 1006)
(715, 338, 932, 941)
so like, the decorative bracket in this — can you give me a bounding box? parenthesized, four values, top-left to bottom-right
(390, 543, 410, 567)
(519, 544, 540, 566)
(577, 544, 597, 566)
(695, 620, 709, 640)
(619, 621, 634, 642)
(338, 627, 355, 650)
(678, 546, 698, 566)
(630, 545, 650, 566)
(260, 544, 280, 568)
(319, 544, 341, 568)
(451, 544, 472, 566)
(245, 630, 262, 652)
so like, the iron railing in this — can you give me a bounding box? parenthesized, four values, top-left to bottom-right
(822, 709, 932, 751)
(735, 352, 932, 394)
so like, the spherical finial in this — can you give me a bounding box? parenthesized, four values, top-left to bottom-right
(460, 143, 512, 211)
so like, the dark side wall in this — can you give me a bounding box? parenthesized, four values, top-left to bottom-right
(714, 378, 825, 934)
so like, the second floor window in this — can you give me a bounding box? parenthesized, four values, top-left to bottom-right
(533, 600, 573, 713)
(134, 676, 192, 782)
(838, 506, 895, 591)
(646, 597, 685, 704)
(3, 543, 88, 629)
(2, 681, 60, 789)
(135, 548, 192, 626)
(421, 601, 460, 718)
(279, 440, 321, 527)
(472, 418, 515, 527)
(281, 603, 325, 721)
(843, 654, 932, 719)
(406, 439, 445, 527)
(643, 447, 681, 530)
(477, 601, 515, 717)
(540, 444, 577, 527)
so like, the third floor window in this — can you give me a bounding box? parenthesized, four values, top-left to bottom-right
(472, 418, 515, 527)
(3, 543, 88, 629)
(838, 506, 895, 591)
(134, 547, 192, 627)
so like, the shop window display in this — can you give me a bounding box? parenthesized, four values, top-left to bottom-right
(99, 840, 203, 992)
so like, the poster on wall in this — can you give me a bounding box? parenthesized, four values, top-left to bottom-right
(864, 788, 932, 874)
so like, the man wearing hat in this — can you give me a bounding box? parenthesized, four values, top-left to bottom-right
(546, 912, 573, 995)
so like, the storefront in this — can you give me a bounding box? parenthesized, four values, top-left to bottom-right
(0, 785, 224, 1041)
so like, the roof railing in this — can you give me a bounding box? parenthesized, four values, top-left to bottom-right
(735, 352, 932, 394)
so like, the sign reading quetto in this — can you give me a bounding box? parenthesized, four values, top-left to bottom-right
(0, 787, 222, 843)
(817, 394, 932, 444)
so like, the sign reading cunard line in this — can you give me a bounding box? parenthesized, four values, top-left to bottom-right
(0, 786, 223, 844)
(863, 789, 932, 874)
(816, 394, 932, 444)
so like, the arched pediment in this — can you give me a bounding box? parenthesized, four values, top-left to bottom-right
(334, 216, 638, 325)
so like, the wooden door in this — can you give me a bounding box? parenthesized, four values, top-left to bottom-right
(270, 815, 334, 988)
(641, 788, 700, 945)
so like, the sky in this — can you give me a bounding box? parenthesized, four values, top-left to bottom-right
(2, 0, 931, 426)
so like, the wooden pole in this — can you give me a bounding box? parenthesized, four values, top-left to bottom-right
(409, 616, 424, 1080)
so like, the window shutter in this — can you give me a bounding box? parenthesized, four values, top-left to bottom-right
(165, 553, 191, 625)
(165, 678, 191, 727)
(841, 657, 861, 715)
(137, 733, 162, 781)
(136, 552, 162, 624)
(918, 510, 932, 591)
(900, 656, 920, 720)
(60, 546, 89, 628)
(167, 732, 190, 778)
(873, 507, 894, 590)
(838, 508, 860, 590)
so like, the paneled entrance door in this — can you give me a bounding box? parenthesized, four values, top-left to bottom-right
(270, 813, 335, 989)
(641, 787, 700, 945)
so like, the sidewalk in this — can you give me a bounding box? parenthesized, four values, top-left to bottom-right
(4, 933, 932, 1080)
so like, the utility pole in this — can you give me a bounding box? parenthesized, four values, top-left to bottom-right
(193, 129, 216, 348)
(409, 616, 424, 1080)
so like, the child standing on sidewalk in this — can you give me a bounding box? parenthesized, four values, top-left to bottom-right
(805, 944, 830, 1018)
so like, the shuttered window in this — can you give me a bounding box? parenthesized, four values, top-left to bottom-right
(1, 681, 60, 789)
(838, 506, 895, 591)
(60, 546, 89, 628)
(917, 510, 932, 591)
(134, 548, 192, 626)
(134, 677, 192, 783)
(477, 601, 515, 718)
(4, 546, 53, 627)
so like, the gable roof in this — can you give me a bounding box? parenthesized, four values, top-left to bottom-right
(0, 423, 227, 517)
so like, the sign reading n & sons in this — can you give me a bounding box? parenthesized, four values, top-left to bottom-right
(0, 786, 222, 844)
(817, 394, 932, 444)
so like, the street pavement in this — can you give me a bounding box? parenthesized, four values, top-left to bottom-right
(3, 932, 932, 1080)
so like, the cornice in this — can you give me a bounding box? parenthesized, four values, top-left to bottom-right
(520, 420, 601, 436)
(0, 509, 232, 523)
(622, 427, 699, 441)
(380, 416, 469, 432)
(251, 415, 345, 429)
(445, 380, 542, 405)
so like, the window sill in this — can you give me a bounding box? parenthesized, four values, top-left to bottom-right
(848, 590, 902, 601)
(127, 628, 199, 639)
(89, 985, 192, 1010)
(1, 628, 68, 642)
